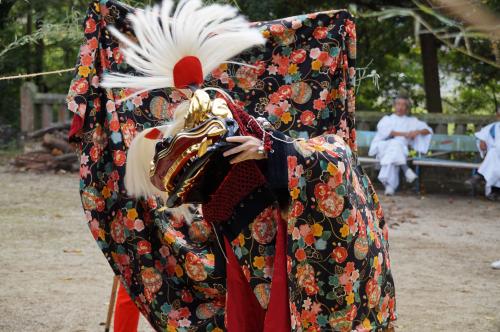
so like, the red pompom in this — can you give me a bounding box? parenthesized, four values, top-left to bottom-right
(173, 56, 204, 89)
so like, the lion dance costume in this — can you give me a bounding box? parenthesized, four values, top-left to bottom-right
(67, 1, 396, 331)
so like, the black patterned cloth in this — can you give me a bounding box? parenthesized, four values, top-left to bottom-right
(67, 1, 396, 330)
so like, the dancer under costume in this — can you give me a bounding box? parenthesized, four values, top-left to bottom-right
(67, 1, 396, 331)
(369, 95, 432, 195)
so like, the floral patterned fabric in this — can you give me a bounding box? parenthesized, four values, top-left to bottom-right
(67, 1, 396, 331)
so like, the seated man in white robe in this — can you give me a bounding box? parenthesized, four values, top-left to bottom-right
(369, 95, 433, 195)
(474, 109, 500, 201)
(478, 110, 500, 270)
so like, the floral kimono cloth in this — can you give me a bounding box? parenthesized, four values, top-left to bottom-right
(67, 1, 396, 331)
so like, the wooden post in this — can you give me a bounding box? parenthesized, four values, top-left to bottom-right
(41, 103, 52, 129)
(58, 103, 67, 123)
(455, 124, 465, 135)
(105, 276, 119, 332)
(358, 121, 370, 131)
(20, 82, 37, 133)
(435, 124, 447, 134)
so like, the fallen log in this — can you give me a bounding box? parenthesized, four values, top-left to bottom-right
(12, 151, 55, 170)
(42, 133, 73, 154)
(12, 150, 78, 172)
(12, 127, 78, 172)
(54, 153, 78, 164)
(54, 153, 79, 172)
(27, 122, 71, 139)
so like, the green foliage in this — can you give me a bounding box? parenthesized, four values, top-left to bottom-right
(445, 83, 499, 115)
(0, 0, 497, 129)
(0, 0, 150, 128)
(0, 0, 89, 127)
(234, 0, 499, 114)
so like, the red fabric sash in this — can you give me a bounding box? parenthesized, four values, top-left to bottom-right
(68, 114, 83, 141)
(224, 211, 290, 331)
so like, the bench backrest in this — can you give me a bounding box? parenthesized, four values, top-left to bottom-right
(356, 130, 478, 153)
(356, 130, 376, 149)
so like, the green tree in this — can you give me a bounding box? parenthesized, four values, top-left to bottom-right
(0, 0, 498, 130)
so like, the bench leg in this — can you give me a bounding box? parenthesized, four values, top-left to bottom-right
(471, 169, 477, 197)
(415, 165, 421, 195)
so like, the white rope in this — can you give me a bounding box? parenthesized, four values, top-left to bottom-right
(202, 86, 235, 103)
(0, 68, 74, 81)
(246, 117, 305, 145)
(222, 60, 259, 69)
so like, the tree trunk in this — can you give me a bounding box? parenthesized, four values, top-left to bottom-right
(420, 33, 443, 113)
(34, 16, 45, 90)
(26, 8, 33, 77)
(0, 0, 18, 29)
(491, 40, 499, 66)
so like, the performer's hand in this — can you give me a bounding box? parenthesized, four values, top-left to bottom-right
(223, 136, 267, 164)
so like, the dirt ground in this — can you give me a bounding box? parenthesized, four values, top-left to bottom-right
(0, 166, 499, 332)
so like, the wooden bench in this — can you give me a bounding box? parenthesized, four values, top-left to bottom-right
(356, 130, 481, 193)
(412, 134, 480, 169)
(356, 130, 480, 168)
(356, 131, 378, 165)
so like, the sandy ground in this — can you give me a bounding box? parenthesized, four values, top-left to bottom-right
(0, 167, 499, 332)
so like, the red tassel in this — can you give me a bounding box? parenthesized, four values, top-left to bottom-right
(173, 56, 204, 89)
(68, 114, 84, 140)
(144, 128, 163, 140)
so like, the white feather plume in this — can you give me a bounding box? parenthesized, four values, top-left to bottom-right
(106, 0, 263, 217)
(124, 101, 195, 223)
(124, 124, 171, 200)
(100, 0, 265, 97)
(124, 100, 191, 200)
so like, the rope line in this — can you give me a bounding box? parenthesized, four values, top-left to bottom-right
(0, 68, 74, 81)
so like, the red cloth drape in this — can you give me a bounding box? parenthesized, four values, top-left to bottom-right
(224, 212, 290, 332)
(114, 283, 140, 332)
